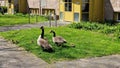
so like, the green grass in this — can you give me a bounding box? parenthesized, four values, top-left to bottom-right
(0, 14, 48, 26)
(0, 26, 120, 63)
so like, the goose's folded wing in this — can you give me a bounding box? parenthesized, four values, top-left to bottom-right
(38, 39, 52, 49)
(54, 36, 66, 43)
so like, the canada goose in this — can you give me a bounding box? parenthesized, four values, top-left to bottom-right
(37, 26, 53, 52)
(50, 30, 67, 46)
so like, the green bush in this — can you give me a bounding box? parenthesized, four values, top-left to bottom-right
(68, 22, 105, 31)
(68, 22, 120, 39)
(2, 6, 7, 13)
(14, 13, 28, 17)
(114, 26, 120, 39)
(104, 20, 116, 26)
(0, 6, 7, 14)
(100, 27, 117, 34)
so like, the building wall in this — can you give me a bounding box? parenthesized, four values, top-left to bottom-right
(8, 0, 14, 14)
(60, 0, 104, 22)
(113, 12, 118, 21)
(59, 0, 80, 22)
(19, 0, 27, 13)
(18, 0, 59, 16)
(104, 0, 114, 21)
(89, 0, 104, 22)
(0, 0, 8, 6)
(30, 8, 39, 15)
(8, 0, 27, 14)
(72, 0, 81, 21)
(14, 0, 19, 13)
(104, 0, 120, 21)
(6, 0, 60, 16)
(41, 0, 59, 15)
(27, 0, 40, 15)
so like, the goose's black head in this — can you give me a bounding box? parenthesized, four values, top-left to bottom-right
(40, 26, 44, 29)
(50, 30, 56, 37)
(50, 30, 55, 33)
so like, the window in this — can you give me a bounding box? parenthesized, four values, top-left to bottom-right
(82, 14, 89, 21)
(118, 13, 120, 20)
(82, 0, 89, 21)
(60, 12, 64, 20)
(65, 0, 72, 2)
(65, 0, 67, 2)
(8, 0, 11, 3)
(82, 0, 89, 3)
(82, 3, 89, 12)
(64, 0, 72, 11)
(74, 13, 79, 22)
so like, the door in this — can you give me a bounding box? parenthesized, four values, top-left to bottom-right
(60, 12, 64, 21)
(82, 0, 89, 21)
(74, 13, 79, 22)
(64, 0, 73, 21)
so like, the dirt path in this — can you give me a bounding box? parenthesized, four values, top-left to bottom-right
(51, 55, 120, 68)
(0, 21, 70, 32)
(0, 37, 49, 68)
(0, 22, 120, 68)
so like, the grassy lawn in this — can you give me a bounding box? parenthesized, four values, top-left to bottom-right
(0, 26, 120, 63)
(0, 14, 48, 26)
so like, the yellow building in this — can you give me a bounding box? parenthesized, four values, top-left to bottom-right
(7, 0, 120, 22)
(7, 0, 35, 14)
(7, 0, 19, 14)
(7, 0, 39, 14)
(7, 0, 59, 16)
(60, 0, 120, 22)
(7, 0, 14, 14)
(59, 0, 104, 22)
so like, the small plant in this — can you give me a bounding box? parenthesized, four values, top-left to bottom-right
(114, 26, 120, 39)
(100, 27, 117, 34)
(15, 13, 26, 16)
(68, 21, 120, 40)
(68, 22, 105, 31)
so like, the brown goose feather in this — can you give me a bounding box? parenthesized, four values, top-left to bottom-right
(50, 30, 67, 46)
(37, 26, 53, 52)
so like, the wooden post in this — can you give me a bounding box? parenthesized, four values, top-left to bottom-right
(49, 13, 52, 27)
(54, 13, 57, 27)
(27, 0, 30, 24)
(28, 8, 30, 24)
(36, 13, 38, 22)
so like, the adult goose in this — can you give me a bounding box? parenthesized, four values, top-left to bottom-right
(37, 26, 53, 52)
(50, 30, 67, 46)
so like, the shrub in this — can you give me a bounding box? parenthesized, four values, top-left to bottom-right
(15, 13, 27, 17)
(68, 22, 105, 31)
(104, 20, 117, 26)
(68, 22, 120, 39)
(2, 6, 7, 13)
(100, 27, 117, 34)
(114, 26, 120, 39)
(0, 6, 7, 14)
